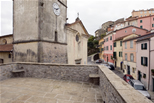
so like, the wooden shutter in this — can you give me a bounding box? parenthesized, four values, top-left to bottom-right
(145, 57, 148, 66)
(145, 43, 147, 50)
(141, 44, 143, 50)
(141, 57, 143, 65)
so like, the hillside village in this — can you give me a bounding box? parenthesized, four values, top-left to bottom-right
(0, 0, 154, 103)
(97, 8, 154, 91)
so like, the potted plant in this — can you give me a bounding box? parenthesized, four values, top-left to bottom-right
(151, 69, 154, 76)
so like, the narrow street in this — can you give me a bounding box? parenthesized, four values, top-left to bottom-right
(88, 61, 154, 102)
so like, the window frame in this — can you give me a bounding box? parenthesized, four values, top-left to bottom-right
(140, 20, 142, 23)
(110, 45, 112, 50)
(120, 41, 122, 46)
(130, 53, 134, 62)
(110, 36, 112, 40)
(125, 42, 127, 49)
(130, 40, 133, 48)
(125, 53, 127, 61)
(114, 42, 116, 47)
(140, 26, 143, 29)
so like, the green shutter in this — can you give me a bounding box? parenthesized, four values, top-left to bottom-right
(119, 52, 120, 57)
(145, 57, 148, 66)
(141, 44, 143, 49)
(141, 57, 143, 65)
(145, 43, 147, 49)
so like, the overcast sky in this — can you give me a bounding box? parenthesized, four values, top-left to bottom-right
(1, 0, 154, 36)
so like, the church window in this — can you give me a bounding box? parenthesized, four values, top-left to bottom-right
(55, 31, 58, 42)
(76, 35, 79, 42)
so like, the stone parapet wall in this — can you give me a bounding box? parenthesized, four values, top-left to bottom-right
(0, 63, 98, 82)
(0, 64, 17, 81)
(98, 65, 152, 103)
(0, 63, 152, 103)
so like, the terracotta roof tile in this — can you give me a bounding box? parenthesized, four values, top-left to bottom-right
(0, 44, 13, 52)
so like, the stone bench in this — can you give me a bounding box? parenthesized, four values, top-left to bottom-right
(89, 74, 100, 85)
(12, 69, 25, 77)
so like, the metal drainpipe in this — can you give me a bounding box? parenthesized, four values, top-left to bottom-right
(148, 39, 151, 90)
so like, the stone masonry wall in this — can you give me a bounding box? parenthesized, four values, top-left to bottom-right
(0, 63, 152, 103)
(99, 68, 125, 103)
(0, 64, 17, 81)
(18, 63, 98, 82)
(0, 63, 98, 82)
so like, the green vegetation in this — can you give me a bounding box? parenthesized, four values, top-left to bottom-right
(101, 33, 106, 38)
(88, 36, 99, 56)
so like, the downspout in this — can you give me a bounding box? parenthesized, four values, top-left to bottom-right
(148, 39, 151, 90)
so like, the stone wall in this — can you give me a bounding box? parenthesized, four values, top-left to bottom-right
(0, 63, 98, 82)
(0, 64, 17, 81)
(98, 65, 152, 103)
(0, 63, 152, 103)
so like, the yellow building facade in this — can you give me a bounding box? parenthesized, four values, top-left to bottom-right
(99, 38, 104, 60)
(113, 38, 123, 69)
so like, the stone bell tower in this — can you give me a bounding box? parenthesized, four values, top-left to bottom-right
(13, 0, 67, 63)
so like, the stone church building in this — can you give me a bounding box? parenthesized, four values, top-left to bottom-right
(0, 0, 89, 65)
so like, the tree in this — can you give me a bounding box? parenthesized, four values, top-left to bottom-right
(101, 33, 106, 38)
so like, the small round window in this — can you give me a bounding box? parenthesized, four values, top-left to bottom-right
(132, 28, 136, 33)
(76, 35, 79, 42)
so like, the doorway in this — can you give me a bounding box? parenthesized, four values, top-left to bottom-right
(138, 71, 141, 81)
(127, 65, 130, 75)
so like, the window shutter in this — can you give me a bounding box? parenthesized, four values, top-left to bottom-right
(145, 57, 148, 66)
(119, 52, 120, 57)
(145, 43, 147, 49)
(141, 57, 143, 65)
(141, 44, 143, 49)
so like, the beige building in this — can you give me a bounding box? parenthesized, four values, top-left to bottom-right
(122, 34, 139, 79)
(125, 17, 138, 27)
(66, 18, 89, 64)
(0, 34, 13, 64)
(132, 8, 154, 17)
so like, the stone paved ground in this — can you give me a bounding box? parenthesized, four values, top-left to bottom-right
(0, 78, 103, 103)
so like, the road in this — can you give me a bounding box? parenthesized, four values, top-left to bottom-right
(88, 61, 124, 79)
(88, 61, 154, 102)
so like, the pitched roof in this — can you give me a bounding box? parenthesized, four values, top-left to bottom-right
(126, 16, 138, 21)
(0, 44, 13, 52)
(0, 34, 13, 38)
(65, 18, 89, 36)
(136, 32, 154, 42)
(115, 25, 148, 32)
(115, 34, 139, 42)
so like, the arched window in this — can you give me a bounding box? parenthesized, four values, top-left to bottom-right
(2, 39, 7, 44)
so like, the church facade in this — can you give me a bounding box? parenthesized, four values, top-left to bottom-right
(13, 0, 68, 63)
(0, 0, 89, 65)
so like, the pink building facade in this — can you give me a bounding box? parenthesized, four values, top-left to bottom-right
(138, 15, 154, 31)
(114, 26, 148, 40)
(136, 33, 154, 91)
(103, 32, 115, 64)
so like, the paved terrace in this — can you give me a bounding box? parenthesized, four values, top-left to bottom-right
(0, 78, 102, 103)
(0, 63, 153, 103)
